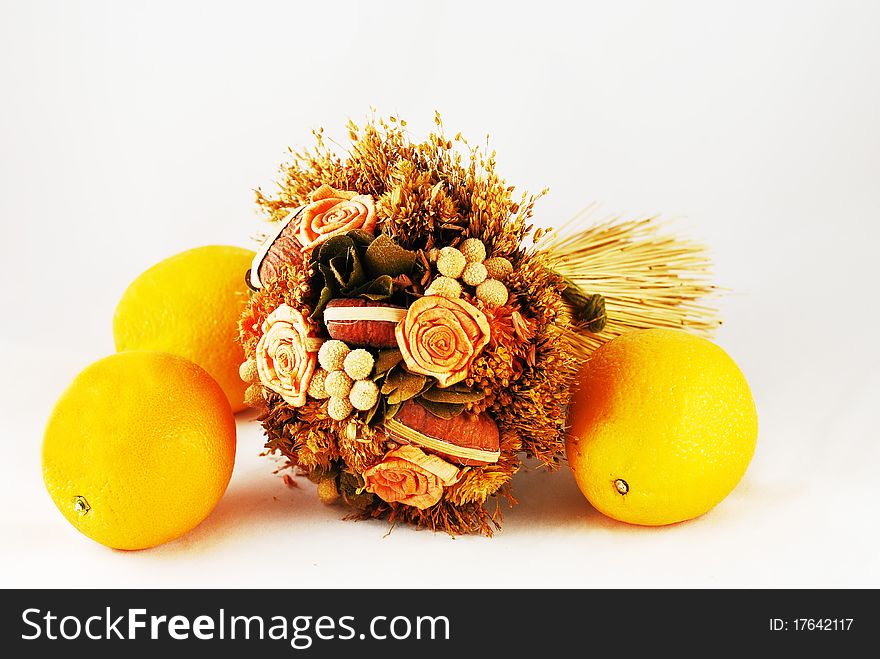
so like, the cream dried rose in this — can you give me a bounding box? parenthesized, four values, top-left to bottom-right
(255, 304, 320, 407)
(296, 184, 377, 252)
(363, 445, 461, 509)
(395, 295, 491, 387)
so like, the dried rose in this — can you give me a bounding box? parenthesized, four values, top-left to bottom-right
(395, 295, 490, 388)
(297, 184, 377, 253)
(362, 445, 461, 509)
(255, 304, 319, 407)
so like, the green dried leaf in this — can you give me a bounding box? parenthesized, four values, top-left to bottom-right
(415, 398, 466, 419)
(347, 229, 375, 248)
(317, 234, 355, 262)
(399, 369, 427, 389)
(309, 229, 397, 316)
(364, 395, 382, 425)
(418, 378, 435, 396)
(373, 349, 403, 376)
(420, 385, 485, 404)
(310, 263, 337, 321)
(331, 248, 366, 293)
(364, 234, 417, 277)
(350, 275, 394, 301)
(385, 387, 410, 405)
(381, 364, 404, 394)
(383, 401, 402, 421)
(386, 370, 427, 405)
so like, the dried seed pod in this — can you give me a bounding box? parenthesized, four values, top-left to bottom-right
(461, 262, 488, 286)
(238, 359, 259, 384)
(317, 478, 340, 504)
(325, 370, 354, 398)
(318, 340, 350, 372)
(476, 279, 509, 307)
(459, 238, 487, 263)
(327, 396, 354, 421)
(424, 276, 462, 299)
(484, 257, 513, 281)
(244, 383, 266, 408)
(436, 247, 466, 279)
(308, 368, 331, 399)
(343, 349, 375, 381)
(349, 379, 380, 411)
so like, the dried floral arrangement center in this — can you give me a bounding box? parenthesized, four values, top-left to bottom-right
(237, 113, 718, 535)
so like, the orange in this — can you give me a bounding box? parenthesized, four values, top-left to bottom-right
(113, 245, 255, 412)
(42, 351, 236, 550)
(566, 329, 757, 526)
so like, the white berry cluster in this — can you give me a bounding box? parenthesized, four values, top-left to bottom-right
(426, 238, 512, 307)
(238, 358, 265, 408)
(311, 340, 379, 420)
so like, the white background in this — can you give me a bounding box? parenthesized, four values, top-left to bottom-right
(2, 0, 878, 588)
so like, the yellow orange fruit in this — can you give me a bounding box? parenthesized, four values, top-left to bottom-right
(42, 351, 236, 550)
(566, 329, 757, 526)
(113, 245, 255, 412)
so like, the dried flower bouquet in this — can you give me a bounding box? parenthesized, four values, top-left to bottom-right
(238, 114, 718, 535)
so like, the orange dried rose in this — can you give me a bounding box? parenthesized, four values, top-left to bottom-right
(363, 445, 461, 509)
(255, 304, 320, 407)
(296, 184, 377, 252)
(395, 295, 490, 387)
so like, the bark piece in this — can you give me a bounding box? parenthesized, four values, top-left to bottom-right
(383, 399, 501, 466)
(250, 208, 305, 289)
(323, 298, 406, 348)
